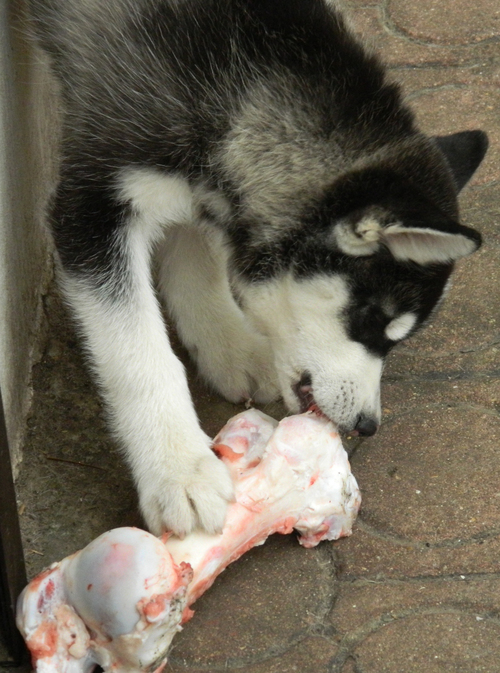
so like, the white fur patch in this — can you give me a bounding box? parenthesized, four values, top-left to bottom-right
(156, 227, 279, 405)
(331, 216, 382, 256)
(240, 273, 382, 432)
(117, 168, 194, 232)
(385, 312, 417, 342)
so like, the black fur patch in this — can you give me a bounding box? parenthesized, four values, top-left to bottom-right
(343, 256, 453, 356)
(50, 166, 131, 286)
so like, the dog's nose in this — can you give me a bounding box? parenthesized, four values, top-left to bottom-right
(354, 415, 378, 437)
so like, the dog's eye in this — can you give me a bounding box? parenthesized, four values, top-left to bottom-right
(347, 304, 394, 357)
(358, 305, 388, 328)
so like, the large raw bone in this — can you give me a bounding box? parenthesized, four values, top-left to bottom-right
(17, 409, 361, 672)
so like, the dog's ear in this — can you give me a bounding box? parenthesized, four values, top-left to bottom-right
(326, 163, 483, 263)
(380, 222, 481, 264)
(433, 130, 488, 192)
(331, 211, 482, 264)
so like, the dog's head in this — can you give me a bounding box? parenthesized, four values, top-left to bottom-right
(232, 130, 487, 435)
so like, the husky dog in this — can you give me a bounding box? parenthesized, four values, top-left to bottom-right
(28, 0, 487, 536)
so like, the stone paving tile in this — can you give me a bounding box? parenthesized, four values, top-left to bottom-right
(385, 345, 500, 383)
(403, 250, 497, 351)
(408, 86, 500, 184)
(394, 64, 500, 100)
(385, 343, 500, 383)
(387, 63, 500, 184)
(330, 576, 500, 671)
(334, 524, 500, 580)
(166, 535, 337, 670)
(336, 377, 500, 580)
(385, 316, 499, 385)
(380, 378, 500, 420)
(352, 408, 500, 543)
(334, 613, 500, 672)
(16, 291, 142, 579)
(462, 183, 500, 248)
(345, 4, 500, 68)
(332, 575, 500, 634)
(167, 636, 338, 673)
(387, 0, 500, 45)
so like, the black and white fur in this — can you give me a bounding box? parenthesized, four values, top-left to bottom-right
(28, 0, 487, 536)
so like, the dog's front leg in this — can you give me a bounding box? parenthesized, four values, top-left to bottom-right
(158, 226, 280, 405)
(55, 194, 233, 537)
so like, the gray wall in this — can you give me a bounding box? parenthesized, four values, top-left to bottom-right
(0, 0, 58, 473)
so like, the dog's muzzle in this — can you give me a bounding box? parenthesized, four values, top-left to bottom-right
(293, 373, 379, 437)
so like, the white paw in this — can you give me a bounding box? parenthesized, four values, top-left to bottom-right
(195, 328, 280, 405)
(248, 334, 281, 404)
(137, 445, 235, 537)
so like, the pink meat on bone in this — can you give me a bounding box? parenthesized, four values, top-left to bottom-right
(16, 409, 361, 673)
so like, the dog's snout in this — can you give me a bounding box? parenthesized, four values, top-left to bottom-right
(353, 415, 378, 437)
